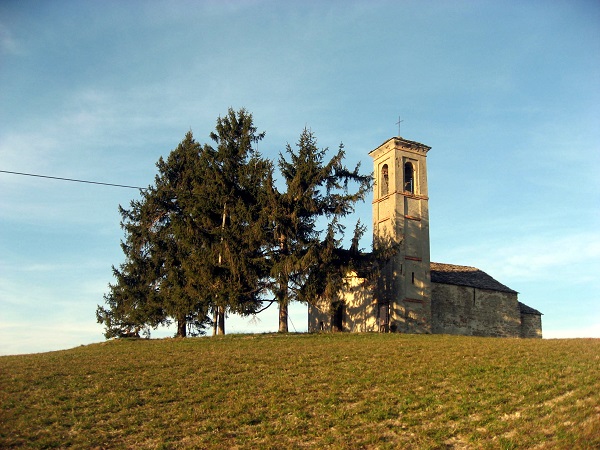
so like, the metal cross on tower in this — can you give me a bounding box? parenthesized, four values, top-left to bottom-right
(396, 116, 404, 137)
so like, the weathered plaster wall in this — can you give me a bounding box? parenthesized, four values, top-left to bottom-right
(431, 283, 521, 337)
(520, 313, 542, 338)
(307, 303, 330, 332)
(308, 275, 377, 332)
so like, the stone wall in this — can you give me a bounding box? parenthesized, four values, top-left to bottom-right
(431, 282, 521, 337)
(391, 300, 431, 334)
(520, 313, 543, 338)
(309, 276, 541, 339)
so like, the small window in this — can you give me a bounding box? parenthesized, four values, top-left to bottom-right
(381, 164, 389, 197)
(404, 162, 414, 194)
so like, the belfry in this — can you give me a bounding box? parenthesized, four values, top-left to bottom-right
(370, 137, 432, 333)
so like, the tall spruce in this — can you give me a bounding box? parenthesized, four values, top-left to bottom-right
(97, 132, 213, 338)
(97, 109, 272, 338)
(270, 129, 371, 332)
(95, 194, 166, 338)
(202, 108, 272, 334)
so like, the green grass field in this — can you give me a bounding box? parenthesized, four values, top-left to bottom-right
(1, 333, 598, 449)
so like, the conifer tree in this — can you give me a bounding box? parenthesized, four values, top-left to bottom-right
(97, 109, 272, 338)
(200, 108, 272, 334)
(95, 197, 166, 339)
(270, 129, 371, 332)
(97, 132, 212, 337)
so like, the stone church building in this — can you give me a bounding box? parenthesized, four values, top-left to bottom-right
(308, 136, 542, 338)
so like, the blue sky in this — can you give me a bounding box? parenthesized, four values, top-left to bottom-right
(1, 0, 598, 355)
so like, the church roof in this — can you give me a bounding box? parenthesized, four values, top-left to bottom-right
(518, 302, 543, 315)
(430, 262, 518, 294)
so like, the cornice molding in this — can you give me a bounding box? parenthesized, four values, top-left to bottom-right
(369, 136, 431, 160)
(372, 190, 429, 203)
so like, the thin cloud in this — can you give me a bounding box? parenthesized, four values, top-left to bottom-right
(544, 324, 600, 339)
(441, 231, 600, 284)
(0, 23, 23, 55)
(0, 321, 104, 356)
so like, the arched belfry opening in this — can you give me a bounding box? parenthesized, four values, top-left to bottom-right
(404, 161, 414, 194)
(381, 164, 389, 197)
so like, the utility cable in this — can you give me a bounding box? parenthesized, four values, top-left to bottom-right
(0, 170, 145, 190)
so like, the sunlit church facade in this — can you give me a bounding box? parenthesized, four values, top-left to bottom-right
(308, 136, 542, 338)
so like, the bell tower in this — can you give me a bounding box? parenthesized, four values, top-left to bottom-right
(369, 137, 432, 333)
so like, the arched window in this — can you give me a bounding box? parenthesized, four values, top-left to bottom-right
(381, 164, 389, 197)
(404, 162, 414, 194)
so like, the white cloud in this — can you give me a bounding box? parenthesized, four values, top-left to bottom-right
(0, 321, 104, 356)
(437, 230, 600, 285)
(0, 131, 61, 174)
(0, 23, 23, 55)
(500, 233, 600, 281)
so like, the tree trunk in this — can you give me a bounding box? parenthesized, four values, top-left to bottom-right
(212, 308, 218, 336)
(217, 306, 225, 335)
(177, 317, 187, 338)
(215, 202, 227, 337)
(278, 301, 288, 333)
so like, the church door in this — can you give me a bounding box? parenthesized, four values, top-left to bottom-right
(332, 302, 344, 332)
(379, 303, 389, 333)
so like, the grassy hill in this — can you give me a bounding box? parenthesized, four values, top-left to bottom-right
(1, 333, 598, 449)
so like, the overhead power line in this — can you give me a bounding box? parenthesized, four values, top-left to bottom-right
(0, 170, 145, 190)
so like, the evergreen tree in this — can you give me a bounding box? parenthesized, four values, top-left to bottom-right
(270, 129, 371, 332)
(97, 132, 212, 337)
(96, 191, 168, 338)
(200, 108, 272, 334)
(97, 109, 272, 338)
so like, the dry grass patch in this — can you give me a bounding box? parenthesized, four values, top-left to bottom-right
(1, 333, 599, 449)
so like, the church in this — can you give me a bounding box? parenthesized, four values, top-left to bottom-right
(308, 136, 542, 338)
